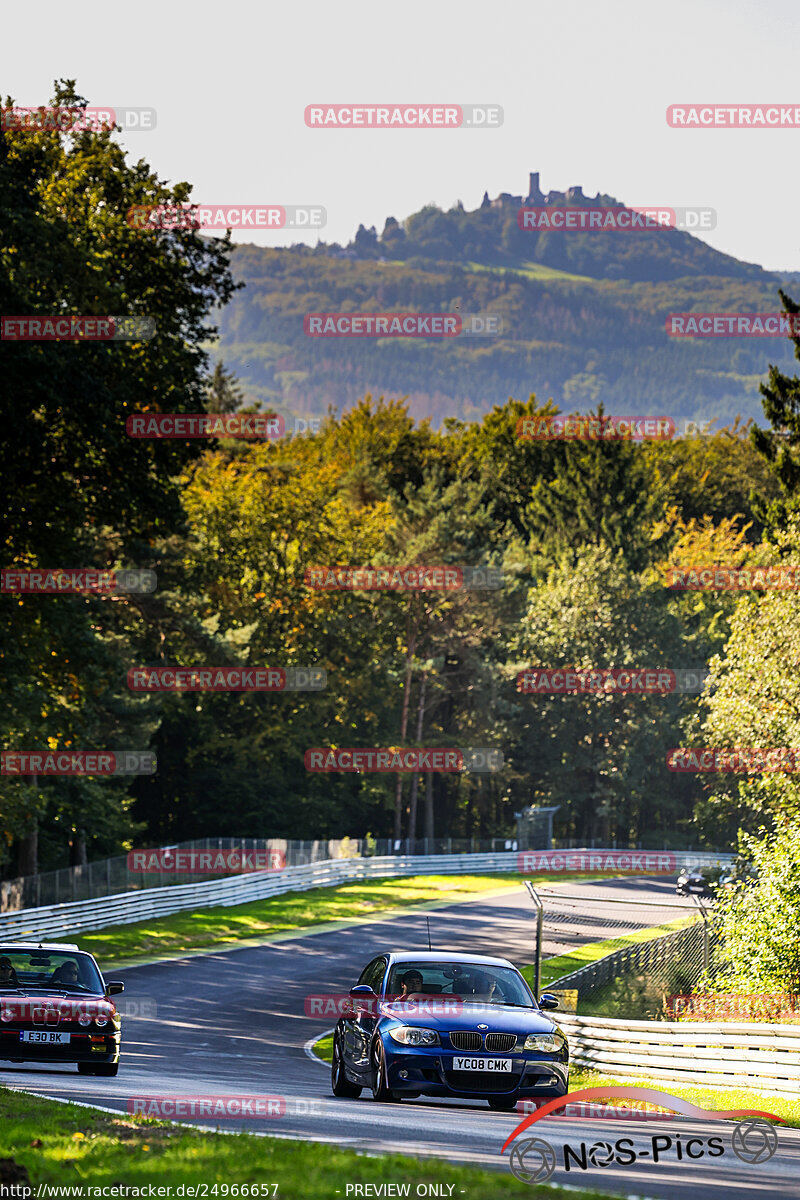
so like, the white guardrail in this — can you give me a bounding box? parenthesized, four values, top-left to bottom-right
(558, 1014, 800, 1097)
(0, 849, 731, 943)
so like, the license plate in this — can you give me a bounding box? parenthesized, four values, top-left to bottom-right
(19, 1031, 71, 1045)
(452, 1056, 513, 1072)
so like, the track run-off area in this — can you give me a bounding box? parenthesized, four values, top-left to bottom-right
(3, 877, 799, 1200)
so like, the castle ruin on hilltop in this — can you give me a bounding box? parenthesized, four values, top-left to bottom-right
(480, 173, 606, 210)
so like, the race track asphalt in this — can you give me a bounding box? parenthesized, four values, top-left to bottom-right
(3, 876, 799, 1200)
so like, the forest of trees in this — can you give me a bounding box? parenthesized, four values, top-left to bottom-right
(4, 85, 800, 881)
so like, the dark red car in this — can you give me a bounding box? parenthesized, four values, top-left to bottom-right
(0, 942, 123, 1076)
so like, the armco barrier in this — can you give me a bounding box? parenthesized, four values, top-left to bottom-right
(0, 850, 731, 944)
(558, 1013, 800, 1096)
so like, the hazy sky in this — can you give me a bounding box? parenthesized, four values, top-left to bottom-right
(4, 0, 800, 269)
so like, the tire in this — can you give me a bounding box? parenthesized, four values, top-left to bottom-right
(487, 1096, 518, 1111)
(371, 1039, 399, 1102)
(331, 1034, 362, 1098)
(78, 1062, 118, 1076)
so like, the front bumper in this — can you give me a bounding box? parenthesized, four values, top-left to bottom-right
(0, 1029, 120, 1065)
(382, 1044, 569, 1098)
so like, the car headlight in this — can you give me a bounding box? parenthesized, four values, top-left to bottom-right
(94, 1016, 108, 1028)
(78, 1012, 92, 1027)
(524, 1032, 566, 1052)
(388, 1025, 440, 1046)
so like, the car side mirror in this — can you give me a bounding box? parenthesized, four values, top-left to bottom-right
(538, 993, 559, 1010)
(106, 982, 125, 995)
(349, 984, 377, 999)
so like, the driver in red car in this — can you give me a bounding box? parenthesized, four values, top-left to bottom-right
(0, 957, 19, 987)
(51, 960, 81, 987)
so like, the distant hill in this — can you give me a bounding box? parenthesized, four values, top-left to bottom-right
(215, 173, 798, 427)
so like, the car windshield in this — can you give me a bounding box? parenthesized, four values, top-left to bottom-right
(385, 961, 535, 1007)
(0, 949, 103, 993)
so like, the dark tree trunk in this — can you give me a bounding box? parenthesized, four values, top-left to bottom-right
(407, 672, 427, 844)
(424, 772, 434, 842)
(393, 631, 416, 843)
(16, 802, 38, 878)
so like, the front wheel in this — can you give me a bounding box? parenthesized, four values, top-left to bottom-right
(78, 1062, 119, 1076)
(371, 1039, 399, 1102)
(331, 1034, 362, 1098)
(487, 1096, 518, 1111)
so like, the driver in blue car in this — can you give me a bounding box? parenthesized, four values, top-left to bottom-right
(398, 970, 424, 998)
(466, 969, 500, 1000)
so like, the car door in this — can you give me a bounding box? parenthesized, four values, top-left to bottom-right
(348, 956, 387, 1080)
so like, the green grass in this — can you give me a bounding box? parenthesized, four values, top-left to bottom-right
(519, 915, 697, 993)
(315, 1033, 335, 1061)
(0, 1088, 617, 1197)
(465, 259, 598, 284)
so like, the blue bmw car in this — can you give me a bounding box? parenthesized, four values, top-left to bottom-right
(330, 951, 569, 1110)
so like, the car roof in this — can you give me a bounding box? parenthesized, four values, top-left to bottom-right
(0, 943, 82, 952)
(384, 951, 517, 969)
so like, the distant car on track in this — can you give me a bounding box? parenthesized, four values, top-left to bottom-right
(676, 865, 737, 898)
(330, 950, 568, 1110)
(0, 942, 123, 1076)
